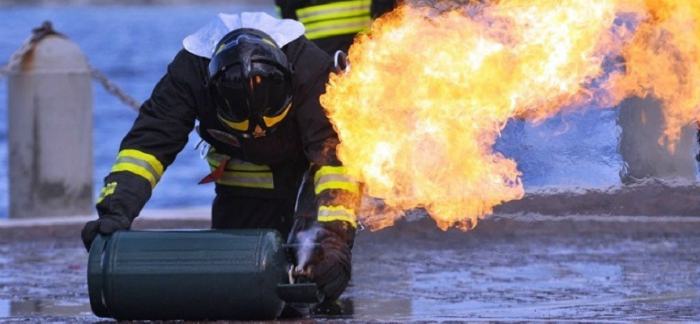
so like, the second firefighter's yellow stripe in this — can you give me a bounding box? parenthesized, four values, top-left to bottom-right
(304, 16, 370, 40)
(295, 0, 370, 39)
(318, 205, 357, 228)
(296, 0, 370, 22)
(314, 166, 359, 195)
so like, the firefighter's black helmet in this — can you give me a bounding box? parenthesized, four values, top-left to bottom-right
(208, 28, 293, 137)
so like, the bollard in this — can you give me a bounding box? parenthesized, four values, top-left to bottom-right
(88, 229, 321, 320)
(617, 96, 697, 184)
(8, 22, 93, 218)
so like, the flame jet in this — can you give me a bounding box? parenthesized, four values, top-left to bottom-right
(321, 0, 700, 231)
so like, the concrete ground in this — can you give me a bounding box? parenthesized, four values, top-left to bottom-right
(1, 210, 699, 323)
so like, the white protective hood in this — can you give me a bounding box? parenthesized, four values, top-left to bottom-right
(183, 12, 305, 59)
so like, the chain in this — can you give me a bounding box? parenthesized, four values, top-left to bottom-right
(90, 67, 141, 111)
(0, 21, 142, 111)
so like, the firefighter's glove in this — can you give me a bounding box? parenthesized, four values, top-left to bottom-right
(81, 214, 131, 251)
(307, 220, 355, 302)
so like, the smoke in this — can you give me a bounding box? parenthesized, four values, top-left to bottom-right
(293, 226, 321, 272)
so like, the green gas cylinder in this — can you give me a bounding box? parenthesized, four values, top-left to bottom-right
(88, 229, 313, 320)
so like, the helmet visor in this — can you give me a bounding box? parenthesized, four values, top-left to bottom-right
(249, 64, 292, 119)
(212, 62, 293, 133)
(212, 67, 250, 132)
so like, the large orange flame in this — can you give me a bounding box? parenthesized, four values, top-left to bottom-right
(607, 0, 700, 148)
(320, 0, 700, 231)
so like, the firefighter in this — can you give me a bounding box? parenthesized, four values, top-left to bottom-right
(275, 0, 396, 55)
(80, 12, 359, 303)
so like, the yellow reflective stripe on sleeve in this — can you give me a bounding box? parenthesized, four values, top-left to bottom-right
(315, 180, 360, 195)
(111, 150, 164, 188)
(314, 166, 348, 183)
(304, 16, 371, 40)
(96, 182, 117, 204)
(314, 166, 359, 195)
(118, 149, 164, 176)
(318, 205, 357, 228)
(216, 170, 274, 189)
(111, 163, 158, 187)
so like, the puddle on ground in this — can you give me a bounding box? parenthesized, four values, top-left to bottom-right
(309, 298, 414, 321)
(0, 299, 91, 318)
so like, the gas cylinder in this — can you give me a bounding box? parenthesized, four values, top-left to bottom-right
(87, 229, 306, 320)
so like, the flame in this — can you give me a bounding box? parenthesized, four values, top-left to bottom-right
(320, 0, 700, 231)
(607, 0, 700, 148)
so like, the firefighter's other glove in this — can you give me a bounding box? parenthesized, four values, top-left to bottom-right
(81, 214, 131, 251)
(308, 220, 355, 302)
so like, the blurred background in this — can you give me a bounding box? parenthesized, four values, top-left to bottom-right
(0, 1, 278, 218)
(0, 0, 692, 219)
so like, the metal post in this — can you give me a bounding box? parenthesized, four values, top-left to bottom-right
(618, 96, 697, 184)
(8, 22, 93, 218)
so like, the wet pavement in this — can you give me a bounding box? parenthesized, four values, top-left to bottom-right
(0, 214, 699, 322)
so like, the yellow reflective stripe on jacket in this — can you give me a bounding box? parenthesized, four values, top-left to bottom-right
(296, 0, 371, 39)
(318, 205, 357, 228)
(111, 150, 164, 187)
(216, 171, 274, 189)
(314, 166, 359, 195)
(205, 148, 271, 172)
(206, 151, 229, 166)
(204, 148, 273, 188)
(96, 182, 117, 204)
(208, 158, 271, 172)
